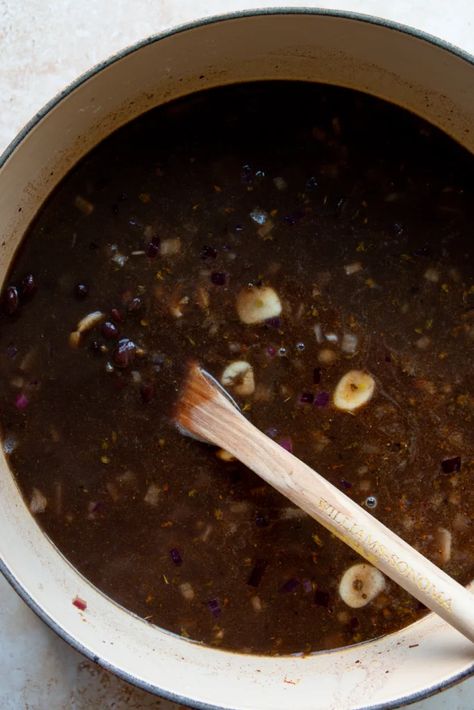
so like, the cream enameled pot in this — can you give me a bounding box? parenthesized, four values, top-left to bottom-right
(1, 10, 473, 709)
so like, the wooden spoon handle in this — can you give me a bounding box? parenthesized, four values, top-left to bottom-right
(189, 375, 474, 642)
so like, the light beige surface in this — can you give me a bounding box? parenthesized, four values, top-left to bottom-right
(0, 1, 474, 708)
(1, 0, 474, 152)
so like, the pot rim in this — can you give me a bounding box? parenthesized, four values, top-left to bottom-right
(1, 8, 473, 709)
(1, 6, 473, 174)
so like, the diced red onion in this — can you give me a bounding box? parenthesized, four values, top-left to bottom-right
(279, 578, 300, 593)
(299, 392, 314, 404)
(266, 345, 276, 358)
(15, 392, 29, 410)
(207, 598, 221, 617)
(6, 344, 18, 359)
(88, 500, 105, 514)
(264, 317, 281, 329)
(255, 512, 269, 528)
(277, 436, 293, 453)
(314, 391, 330, 408)
(265, 427, 278, 439)
(170, 548, 183, 566)
(302, 579, 313, 594)
(72, 596, 87, 611)
(200, 245, 217, 260)
(210, 272, 227, 286)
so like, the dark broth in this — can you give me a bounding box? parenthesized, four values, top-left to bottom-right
(1, 82, 474, 655)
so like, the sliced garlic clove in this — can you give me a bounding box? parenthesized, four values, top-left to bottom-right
(221, 360, 255, 396)
(339, 563, 385, 608)
(77, 310, 105, 334)
(333, 370, 375, 411)
(236, 286, 281, 324)
(69, 331, 81, 349)
(216, 448, 236, 462)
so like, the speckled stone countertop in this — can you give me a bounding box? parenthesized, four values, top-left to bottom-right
(0, 1, 473, 708)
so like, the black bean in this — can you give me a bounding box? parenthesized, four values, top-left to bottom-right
(20, 273, 36, 298)
(127, 296, 142, 312)
(74, 283, 89, 299)
(110, 308, 124, 323)
(210, 272, 226, 286)
(255, 512, 269, 528)
(101, 321, 119, 340)
(265, 317, 281, 329)
(280, 578, 300, 594)
(170, 548, 182, 565)
(140, 383, 155, 403)
(314, 589, 330, 607)
(441, 456, 461, 474)
(113, 338, 137, 368)
(200, 245, 217, 260)
(3, 286, 19, 315)
(145, 237, 160, 259)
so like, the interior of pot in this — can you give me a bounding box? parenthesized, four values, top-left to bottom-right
(1, 11, 474, 710)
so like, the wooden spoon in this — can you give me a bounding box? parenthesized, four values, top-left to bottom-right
(176, 361, 474, 643)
